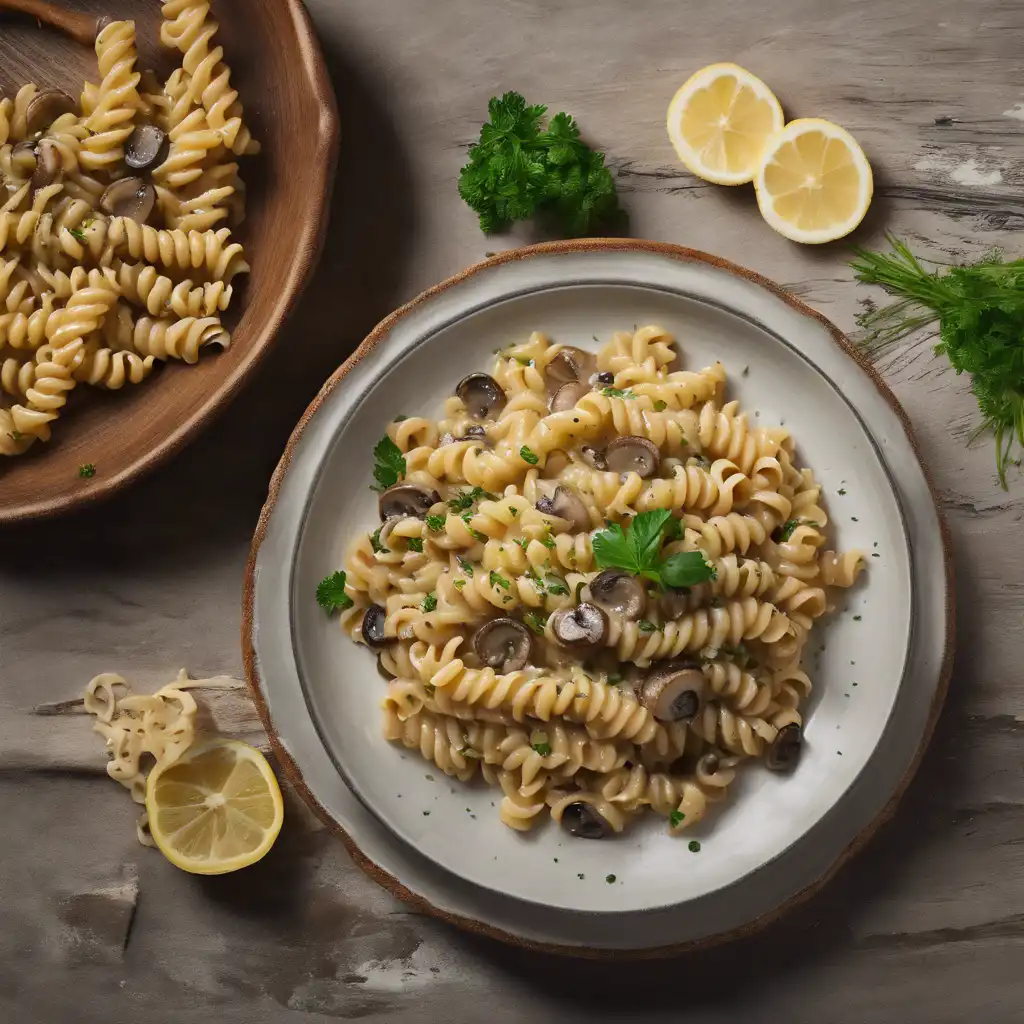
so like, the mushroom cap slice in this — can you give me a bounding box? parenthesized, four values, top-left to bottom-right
(580, 445, 607, 471)
(638, 662, 704, 722)
(559, 801, 613, 839)
(547, 346, 597, 386)
(605, 435, 660, 478)
(124, 123, 169, 170)
(549, 380, 590, 413)
(456, 373, 507, 419)
(473, 617, 532, 673)
(766, 723, 802, 771)
(589, 569, 647, 619)
(25, 90, 76, 135)
(361, 604, 390, 648)
(534, 485, 590, 532)
(100, 177, 156, 224)
(377, 482, 440, 521)
(550, 603, 608, 650)
(30, 139, 62, 191)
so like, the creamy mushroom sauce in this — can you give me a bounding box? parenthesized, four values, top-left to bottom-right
(336, 326, 866, 838)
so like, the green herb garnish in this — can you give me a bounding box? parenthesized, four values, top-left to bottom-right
(422, 593, 438, 612)
(457, 91, 622, 236)
(407, 537, 424, 553)
(775, 518, 820, 542)
(637, 619, 658, 633)
(371, 435, 406, 491)
(519, 445, 539, 465)
(447, 486, 496, 512)
(425, 514, 446, 532)
(653, 399, 667, 412)
(601, 386, 636, 399)
(688, 840, 701, 853)
(316, 571, 353, 613)
(523, 610, 548, 635)
(605, 874, 616, 884)
(78, 463, 96, 478)
(545, 575, 569, 596)
(591, 509, 716, 588)
(69, 227, 86, 243)
(457, 556, 474, 576)
(489, 570, 510, 590)
(669, 810, 685, 828)
(369, 526, 388, 553)
(530, 732, 552, 756)
(453, 579, 466, 590)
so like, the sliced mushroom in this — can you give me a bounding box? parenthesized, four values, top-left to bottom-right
(124, 123, 169, 171)
(378, 482, 440, 521)
(462, 424, 487, 439)
(547, 347, 596, 386)
(549, 380, 589, 413)
(589, 569, 646, 619)
(658, 588, 692, 620)
(550, 603, 608, 650)
(361, 604, 390, 648)
(638, 662, 704, 722)
(559, 800, 614, 839)
(766, 723, 802, 771)
(580, 444, 607, 471)
(100, 177, 156, 223)
(30, 139, 61, 191)
(473, 617, 531, 673)
(456, 373, 506, 419)
(605, 435, 660, 478)
(534, 485, 590, 531)
(25, 90, 76, 135)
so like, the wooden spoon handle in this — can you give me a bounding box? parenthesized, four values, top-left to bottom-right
(0, 0, 100, 46)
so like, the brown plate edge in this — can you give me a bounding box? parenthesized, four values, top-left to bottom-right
(0, 0, 341, 526)
(240, 237, 955, 959)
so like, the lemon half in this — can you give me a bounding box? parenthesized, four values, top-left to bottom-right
(146, 739, 284, 875)
(754, 118, 873, 244)
(667, 63, 784, 185)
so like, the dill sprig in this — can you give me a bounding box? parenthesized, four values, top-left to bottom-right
(851, 235, 1024, 488)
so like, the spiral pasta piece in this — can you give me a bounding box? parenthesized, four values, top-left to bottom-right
(106, 220, 249, 283)
(112, 261, 232, 318)
(80, 21, 141, 171)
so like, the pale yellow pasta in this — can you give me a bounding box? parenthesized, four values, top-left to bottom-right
(80, 22, 141, 170)
(338, 326, 866, 838)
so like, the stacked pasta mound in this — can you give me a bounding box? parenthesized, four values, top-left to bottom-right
(339, 326, 865, 838)
(0, 0, 254, 457)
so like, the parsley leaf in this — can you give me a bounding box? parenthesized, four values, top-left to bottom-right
(592, 509, 716, 588)
(530, 731, 552, 756)
(774, 518, 821, 542)
(457, 556, 474, 576)
(653, 399, 668, 412)
(523, 610, 548, 635)
(407, 537, 424, 553)
(489, 570, 510, 590)
(447, 486, 496, 512)
(601, 386, 636, 399)
(519, 445, 539, 465)
(371, 435, 406, 491)
(369, 526, 389, 554)
(545, 575, 569, 595)
(457, 92, 622, 236)
(669, 810, 685, 828)
(637, 619, 658, 633)
(78, 463, 96, 479)
(422, 593, 438, 612)
(425, 514, 446, 532)
(453, 579, 466, 590)
(69, 227, 86, 243)
(316, 571, 353, 613)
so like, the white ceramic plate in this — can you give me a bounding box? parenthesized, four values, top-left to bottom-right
(245, 241, 951, 952)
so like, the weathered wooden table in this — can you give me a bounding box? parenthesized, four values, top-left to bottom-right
(3, 1, 1022, 1020)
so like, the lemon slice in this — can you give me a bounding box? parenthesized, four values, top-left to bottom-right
(754, 118, 873, 244)
(146, 739, 284, 875)
(667, 63, 784, 185)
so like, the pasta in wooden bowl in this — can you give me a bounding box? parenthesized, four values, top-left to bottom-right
(0, 0, 337, 522)
(327, 326, 866, 840)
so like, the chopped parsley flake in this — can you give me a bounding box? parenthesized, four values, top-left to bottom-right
(447, 486, 497, 512)
(407, 537, 423, 553)
(853, 614, 862, 621)
(688, 840, 701, 853)
(422, 593, 438, 612)
(838, 487, 847, 496)
(489, 570, 510, 590)
(68, 227, 86, 243)
(653, 400, 667, 412)
(545, 575, 569, 595)
(425, 514, 446, 532)
(78, 463, 96, 479)
(457, 556, 474, 576)
(601, 386, 636, 399)
(453, 579, 466, 590)
(523, 610, 548, 635)
(530, 732, 552, 756)
(669, 810, 685, 828)
(519, 445, 539, 465)
(369, 525, 389, 553)
(637, 619, 658, 633)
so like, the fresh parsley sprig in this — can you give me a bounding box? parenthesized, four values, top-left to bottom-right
(458, 91, 623, 237)
(316, 571, 353, 614)
(591, 509, 715, 589)
(371, 435, 405, 492)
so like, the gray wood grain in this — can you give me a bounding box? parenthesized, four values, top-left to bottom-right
(2, 0, 1023, 1020)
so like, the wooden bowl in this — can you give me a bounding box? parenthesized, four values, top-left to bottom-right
(0, 0, 338, 523)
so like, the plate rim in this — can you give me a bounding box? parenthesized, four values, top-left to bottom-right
(0, 0, 340, 525)
(241, 238, 955, 957)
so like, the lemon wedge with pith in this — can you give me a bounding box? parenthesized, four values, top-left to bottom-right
(146, 739, 284, 875)
(667, 63, 784, 185)
(754, 118, 873, 244)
